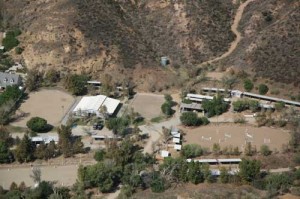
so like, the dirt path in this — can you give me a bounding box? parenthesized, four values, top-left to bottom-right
(199, 0, 256, 67)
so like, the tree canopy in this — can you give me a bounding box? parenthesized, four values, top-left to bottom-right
(202, 96, 229, 117)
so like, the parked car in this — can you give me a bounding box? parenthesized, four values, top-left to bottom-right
(93, 123, 103, 130)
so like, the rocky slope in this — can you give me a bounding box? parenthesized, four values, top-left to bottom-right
(219, 0, 300, 87)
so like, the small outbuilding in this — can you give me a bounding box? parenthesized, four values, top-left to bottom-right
(161, 150, 170, 158)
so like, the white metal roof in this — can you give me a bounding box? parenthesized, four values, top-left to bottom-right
(161, 150, 170, 157)
(31, 137, 44, 142)
(194, 159, 218, 163)
(173, 133, 181, 138)
(172, 138, 180, 143)
(102, 97, 120, 115)
(73, 95, 106, 112)
(218, 158, 242, 163)
(187, 94, 213, 100)
(174, 144, 182, 150)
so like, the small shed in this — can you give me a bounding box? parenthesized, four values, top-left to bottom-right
(160, 57, 169, 67)
(172, 137, 180, 143)
(161, 150, 170, 158)
(174, 144, 182, 151)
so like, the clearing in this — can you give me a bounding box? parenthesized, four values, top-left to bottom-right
(129, 93, 164, 120)
(12, 89, 75, 127)
(183, 124, 290, 151)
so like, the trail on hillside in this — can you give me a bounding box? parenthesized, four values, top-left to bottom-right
(198, 0, 256, 67)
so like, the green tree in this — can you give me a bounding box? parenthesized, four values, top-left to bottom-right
(2, 31, 20, 51)
(260, 144, 272, 156)
(182, 144, 203, 158)
(239, 159, 261, 183)
(1, 141, 13, 163)
(150, 172, 165, 193)
(212, 143, 221, 155)
(180, 112, 201, 126)
(57, 125, 73, 157)
(26, 117, 49, 132)
(161, 102, 173, 116)
(219, 167, 229, 183)
(105, 116, 130, 136)
(164, 94, 173, 102)
(244, 79, 254, 92)
(15, 134, 35, 163)
(258, 84, 269, 95)
(275, 101, 285, 111)
(64, 74, 88, 95)
(188, 162, 204, 184)
(202, 96, 229, 117)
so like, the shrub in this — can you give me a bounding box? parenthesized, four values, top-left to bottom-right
(244, 79, 254, 92)
(150, 172, 166, 193)
(161, 102, 173, 116)
(202, 96, 229, 117)
(260, 145, 272, 156)
(94, 149, 105, 162)
(15, 47, 23, 54)
(26, 117, 50, 132)
(258, 84, 269, 95)
(180, 112, 201, 126)
(182, 144, 203, 158)
(2, 31, 20, 51)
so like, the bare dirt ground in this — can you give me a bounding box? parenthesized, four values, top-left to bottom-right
(0, 165, 78, 189)
(129, 93, 164, 120)
(183, 124, 290, 151)
(12, 89, 75, 127)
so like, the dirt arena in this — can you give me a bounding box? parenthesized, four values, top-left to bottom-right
(183, 124, 290, 151)
(0, 165, 78, 189)
(130, 93, 164, 119)
(12, 89, 75, 127)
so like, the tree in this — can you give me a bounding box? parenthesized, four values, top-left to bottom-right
(275, 102, 285, 111)
(45, 68, 60, 84)
(15, 134, 35, 163)
(221, 75, 239, 89)
(244, 79, 254, 92)
(164, 94, 173, 102)
(161, 102, 173, 116)
(2, 31, 19, 51)
(30, 167, 42, 185)
(239, 159, 261, 183)
(182, 144, 203, 158)
(212, 143, 221, 155)
(219, 167, 229, 183)
(64, 74, 88, 95)
(25, 68, 43, 91)
(57, 125, 74, 157)
(150, 172, 166, 193)
(26, 117, 49, 132)
(10, 182, 18, 191)
(202, 96, 229, 117)
(180, 112, 201, 126)
(105, 116, 130, 136)
(94, 150, 105, 162)
(260, 144, 272, 156)
(18, 181, 27, 192)
(258, 84, 269, 95)
(188, 162, 204, 184)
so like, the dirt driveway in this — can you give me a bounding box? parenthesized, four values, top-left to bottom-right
(130, 93, 165, 120)
(12, 89, 75, 127)
(183, 124, 290, 151)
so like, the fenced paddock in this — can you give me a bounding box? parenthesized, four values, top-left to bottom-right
(12, 89, 74, 127)
(129, 93, 165, 120)
(184, 124, 290, 151)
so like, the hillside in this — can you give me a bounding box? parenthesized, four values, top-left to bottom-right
(218, 0, 300, 87)
(1, 0, 235, 89)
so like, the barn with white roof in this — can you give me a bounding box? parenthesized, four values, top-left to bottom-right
(73, 95, 120, 117)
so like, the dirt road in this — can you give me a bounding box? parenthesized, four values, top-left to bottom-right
(199, 0, 256, 67)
